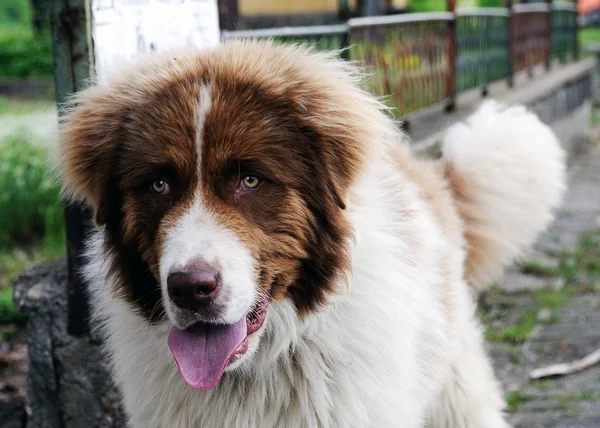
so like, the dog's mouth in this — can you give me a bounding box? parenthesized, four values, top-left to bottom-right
(167, 296, 269, 390)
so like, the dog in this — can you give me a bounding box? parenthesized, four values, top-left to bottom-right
(59, 41, 565, 428)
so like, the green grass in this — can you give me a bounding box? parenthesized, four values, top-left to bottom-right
(580, 27, 600, 57)
(0, 129, 64, 248)
(579, 390, 600, 401)
(506, 390, 531, 413)
(558, 394, 578, 413)
(485, 287, 572, 343)
(531, 379, 556, 390)
(0, 287, 20, 324)
(519, 261, 559, 278)
(0, 128, 65, 324)
(0, 0, 53, 78)
(485, 230, 600, 344)
(0, 95, 54, 115)
(0, 0, 31, 27)
(407, 0, 447, 12)
(0, 26, 53, 78)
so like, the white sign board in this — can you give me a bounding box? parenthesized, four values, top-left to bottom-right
(92, 0, 220, 83)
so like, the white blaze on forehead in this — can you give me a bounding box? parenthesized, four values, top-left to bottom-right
(159, 82, 257, 325)
(197, 84, 212, 156)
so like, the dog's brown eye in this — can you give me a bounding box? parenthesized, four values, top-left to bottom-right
(241, 175, 261, 190)
(152, 179, 171, 196)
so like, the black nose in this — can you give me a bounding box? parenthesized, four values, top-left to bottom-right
(167, 264, 221, 311)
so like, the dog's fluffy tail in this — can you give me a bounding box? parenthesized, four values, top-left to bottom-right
(443, 100, 566, 290)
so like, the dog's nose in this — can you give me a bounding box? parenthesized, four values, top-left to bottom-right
(167, 264, 221, 311)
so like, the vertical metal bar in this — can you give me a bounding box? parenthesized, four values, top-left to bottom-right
(341, 28, 351, 61)
(546, 0, 552, 70)
(507, 0, 514, 88)
(446, 0, 457, 112)
(50, 0, 94, 336)
(358, 0, 381, 17)
(573, 6, 580, 61)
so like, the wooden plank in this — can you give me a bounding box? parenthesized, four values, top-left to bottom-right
(50, 0, 94, 336)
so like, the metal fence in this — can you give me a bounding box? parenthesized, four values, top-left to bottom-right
(552, 4, 579, 62)
(222, 4, 579, 118)
(348, 13, 453, 116)
(512, 4, 551, 73)
(456, 9, 510, 93)
(222, 24, 350, 58)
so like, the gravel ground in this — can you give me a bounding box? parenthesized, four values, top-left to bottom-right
(487, 142, 600, 427)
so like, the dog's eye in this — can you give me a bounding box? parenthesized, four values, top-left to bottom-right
(240, 175, 261, 190)
(151, 179, 171, 196)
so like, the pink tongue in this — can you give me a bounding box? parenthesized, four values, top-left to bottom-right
(168, 319, 247, 390)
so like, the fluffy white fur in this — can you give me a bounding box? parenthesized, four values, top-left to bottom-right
(81, 93, 564, 427)
(443, 101, 566, 288)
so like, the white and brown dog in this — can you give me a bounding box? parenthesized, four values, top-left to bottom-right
(59, 41, 565, 428)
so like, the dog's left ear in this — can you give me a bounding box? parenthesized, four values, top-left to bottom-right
(59, 89, 125, 226)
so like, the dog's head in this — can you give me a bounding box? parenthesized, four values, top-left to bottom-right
(60, 42, 389, 389)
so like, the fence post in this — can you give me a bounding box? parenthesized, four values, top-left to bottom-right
(507, 0, 514, 88)
(218, 0, 239, 31)
(446, 0, 457, 112)
(50, 0, 94, 336)
(341, 28, 351, 61)
(546, 0, 552, 70)
(573, 3, 580, 61)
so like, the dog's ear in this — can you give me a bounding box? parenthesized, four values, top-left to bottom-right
(60, 89, 125, 226)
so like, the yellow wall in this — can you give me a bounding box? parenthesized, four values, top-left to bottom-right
(239, 0, 408, 16)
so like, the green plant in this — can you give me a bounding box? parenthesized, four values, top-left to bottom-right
(0, 95, 55, 115)
(506, 390, 531, 413)
(519, 261, 559, 277)
(0, 26, 53, 77)
(0, 287, 20, 324)
(0, 0, 31, 27)
(478, 0, 504, 7)
(407, 0, 447, 12)
(0, 129, 64, 248)
(558, 394, 578, 413)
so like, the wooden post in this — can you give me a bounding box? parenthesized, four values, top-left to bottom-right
(446, 0, 457, 112)
(358, 0, 381, 17)
(507, 0, 514, 88)
(50, 0, 94, 336)
(218, 0, 239, 31)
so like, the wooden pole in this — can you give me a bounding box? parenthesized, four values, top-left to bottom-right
(50, 0, 94, 336)
(218, 0, 239, 31)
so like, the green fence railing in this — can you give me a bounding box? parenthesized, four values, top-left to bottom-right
(456, 9, 510, 93)
(222, 4, 579, 118)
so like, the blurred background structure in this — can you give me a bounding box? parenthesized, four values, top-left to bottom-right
(0, 0, 600, 427)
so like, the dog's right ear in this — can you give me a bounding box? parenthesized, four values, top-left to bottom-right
(60, 88, 125, 226)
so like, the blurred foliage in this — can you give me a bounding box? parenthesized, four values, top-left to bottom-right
(0, 0, 53, 78)
(0, 130, 64, 249)
(407, 0, 447, 12)
(477, 0, 505, 7)
(0, 287, 20, 324)
(0, 0, 31, 26)
(407, 0, 506, 12)
(580, 27, 600, 55)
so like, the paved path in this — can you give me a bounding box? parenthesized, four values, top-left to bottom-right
(0, 109, 58, 152)
(485, 142, 600, 427)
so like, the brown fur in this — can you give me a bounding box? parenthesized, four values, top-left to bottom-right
(60, 42, 379, 320)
